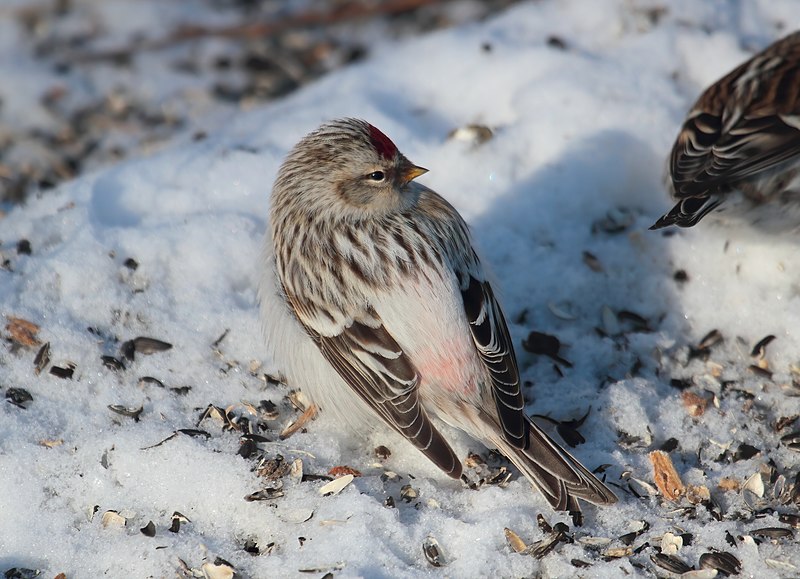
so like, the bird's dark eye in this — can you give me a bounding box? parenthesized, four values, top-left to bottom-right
(368, 171, 385, 182)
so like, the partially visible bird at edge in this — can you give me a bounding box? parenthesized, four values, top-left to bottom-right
(652, 30, 800, 231)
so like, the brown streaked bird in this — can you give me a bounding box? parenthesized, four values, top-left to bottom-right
(651, 31, 800, 231)
(259, 118, 617, 517)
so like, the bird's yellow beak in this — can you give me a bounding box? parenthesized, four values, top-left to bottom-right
(401, 164, 428, 183)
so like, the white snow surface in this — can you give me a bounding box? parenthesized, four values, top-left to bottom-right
(2, 1, 800, 577)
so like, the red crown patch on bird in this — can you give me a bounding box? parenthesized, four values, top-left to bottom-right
(368, 123, 399, 161)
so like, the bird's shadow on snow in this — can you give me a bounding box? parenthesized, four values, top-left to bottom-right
(465, 128, 690, 472)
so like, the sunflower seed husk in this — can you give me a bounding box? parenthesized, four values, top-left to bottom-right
(101, 510, 126, 528)
(423, 536, 446, 567)
(699, 551, 741, 576)
(742, 472, 764, 497)
(201, 558, 235, 579)
(33, 342, 51, 375)
(504, 528, 528, 553)
(318, 474, 354, 496)
(751, 527, 793, 539)
(140, 521, 156, 537)
(650, 552, 691, 574)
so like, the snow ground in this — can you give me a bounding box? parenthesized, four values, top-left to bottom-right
(1, 1, 800, 577)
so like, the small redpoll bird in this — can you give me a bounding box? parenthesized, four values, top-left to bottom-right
(260, 118, 617, 514)
(651, 31, 800, 231)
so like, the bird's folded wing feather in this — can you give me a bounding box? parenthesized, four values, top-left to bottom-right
(460, 275, 527, 448)
(289, 297, 463, 479)
(671, 31, 800, 198)
(672, 112, 800, 197)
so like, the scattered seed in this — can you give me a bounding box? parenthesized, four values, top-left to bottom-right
(649, 450, 685, 501)
(733, 443, 760, 461)
(3, 568, 40, 579)
(601, 305, 620, 336)
(592, 207, 635, 234)
(681, 569, 718, 579)
(681, 391, 709, 417)
(201, 558, 235, 579)
(699, 551, 741, 576)
(650, 552, 691, 574)
(748, 364, 772, 379)
(169, 511, 190, 533)
(258, 399, 279, 420)
(521, 331, 572, 366)
(674, 269, 689, 283)
(619, 521, 649, 546)
(742, 472, 765, 497)
(618, 310, 650, 332)
(298, 562, 345, 574)
(101, 510, 126, 528)
(423, 536, 446, 567)
(602, 546, 632, 559)
(278, 508, 314, 524)
(5, 316, 41, 347)
(140, 521, 156, 537)
(319, 474, 354, 496)
(504, 528, 528, 553)
(527, 523, 570, 559)
(50, 362, 75, 380)
(279, 403, 318, 439)
(778, 513, 800, 527)
(780, 430, 800, 451)
(212, 329, 230, 347)
(6, 387, 33, 409)
(765, 559, 798, 572)
(447, 124, 493, 146)
(697, 329, 723, 350)
(751, 527, 793, 540)
(578, 536, 612, 548)
(400, 484, 418, 502)
(138, 376, 164, 388)
(101, 355, 125, 372)
(660, 438, 679, 452)
(582, 251, 604, 272)
(660, 531, 682, 554)
(684, 484, 711, 505)
(547, 301, 577, 320)
(328, 466, 362, 478)
(132, 336, 173, 355)
(107, 404, 143, 421)
(33, 342, 50, 375)
(245, 487, 285, 501)
(751, 335, 776, 358)
(670, 378, 692, 390)
(547, 35, 568, 50)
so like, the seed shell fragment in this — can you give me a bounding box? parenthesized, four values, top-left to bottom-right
(649, 450, 685, 501)
(319, 474, 354, 496)
(422, 536, 446, 567)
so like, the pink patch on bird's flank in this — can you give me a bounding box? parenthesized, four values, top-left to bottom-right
(368, 124, 399, 161)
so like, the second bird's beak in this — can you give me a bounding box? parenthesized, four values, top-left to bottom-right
(401, 164, 428, 183)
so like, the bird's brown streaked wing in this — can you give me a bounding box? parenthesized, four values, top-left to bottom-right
(291, 301, 462, 479)
(461, 275, 527, 449)
(671, 113, 800, 198)
(670, 31, 800, 198)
